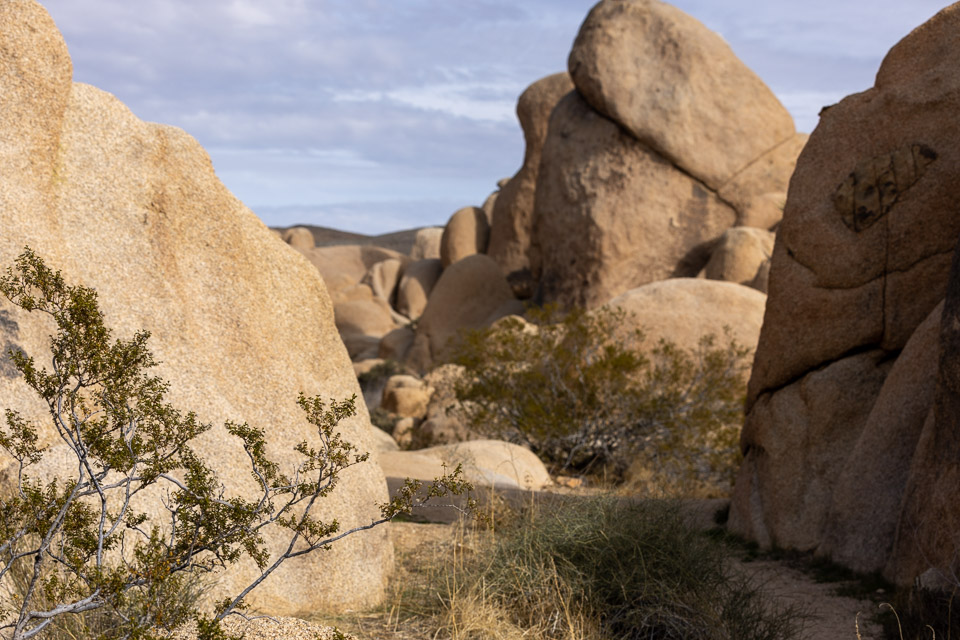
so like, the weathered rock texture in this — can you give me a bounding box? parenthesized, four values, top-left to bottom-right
(0, 0, 391, 615)
(729, 3, 960, 585)
(568, 0, 795, 190)
(527, 0, 801, 309)
(487, 73, 574, 298)
(605, 279, 766, 360)
(534, 92, 737, 309)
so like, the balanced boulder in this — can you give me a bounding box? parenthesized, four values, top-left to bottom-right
(534, 92, 736, 309)
(568, 0, 795, 190)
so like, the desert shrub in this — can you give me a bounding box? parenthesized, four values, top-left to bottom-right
(450, 305, 750, 485)
(0, 248, 470, 640)
(438, 496, 804, 640)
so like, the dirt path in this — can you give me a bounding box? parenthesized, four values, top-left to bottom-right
(734, 557, 885, 640)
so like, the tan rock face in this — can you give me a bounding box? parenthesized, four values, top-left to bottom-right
(410, 227, 444, 260)
(381, 375, 433, 419)
(818, 302, 942, 574)
(487, 73, 574, 298)
(440, 206, 490, 268)
(379, 440, 551, 491)
(730, 3, 960, 586)
(281, 226, 315, 251)
(605, 279, 766, 360)
(703, 227, 775, 292)
(363, 257, 405, 307)
(405, 254, 517, 371)
(0, 1, 391, 615)
(396, 258, 443, 320)
(718, 133, 808, 229)
(748, 4, 960, 404)
(568, 0, 796, 190)
(534, 92, 737, 309)
(303, 244, 405, 295)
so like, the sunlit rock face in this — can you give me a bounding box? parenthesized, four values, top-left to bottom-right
(0, 0, 393, 615)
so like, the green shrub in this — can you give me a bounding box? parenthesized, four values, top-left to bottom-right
(0, 248, 471, 640)
(450, 305, 750, 487)
(440, 496, 805, 640)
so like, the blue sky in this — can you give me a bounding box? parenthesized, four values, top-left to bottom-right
(39, 1, 949, 233)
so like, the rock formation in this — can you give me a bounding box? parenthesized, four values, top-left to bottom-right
(532, 0, 801, 309)
(440, 206, 490, 268)
(487, 73, 575, 298)
(729, 3, 960, 585)
(0, 0, 392, 615)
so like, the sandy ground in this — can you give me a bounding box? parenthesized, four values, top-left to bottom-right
(735, 558, 884, 640)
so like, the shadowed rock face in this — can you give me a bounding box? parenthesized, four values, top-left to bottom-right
(0, 0, 392, 615)
(487, 72, 575, 299)
(729, 2, 960, 585)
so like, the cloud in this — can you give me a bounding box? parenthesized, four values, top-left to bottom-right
(38, 0, 949, 232)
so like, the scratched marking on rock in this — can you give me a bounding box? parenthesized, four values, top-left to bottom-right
(833, 144, 938, 232)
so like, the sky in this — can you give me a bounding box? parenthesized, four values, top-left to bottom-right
(38, 0, 950, 234)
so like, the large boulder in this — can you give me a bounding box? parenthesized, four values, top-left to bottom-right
(534, 92, 737, 309)
(0, 0, 391, 615)
(702, 227, 775, 292)
(379, 440, 552, 491)
(440, 206, 490, 268)
(396, 258, 443, 320)
(605, 279, 766, 358)
(303, 244, 405, 295)
(729, 3, 960, 585)
(568, 0, 796, 190)
(405, 255, 520, 371)
(487, 73, 575, 298)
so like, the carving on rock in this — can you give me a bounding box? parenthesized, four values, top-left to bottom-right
(833, 144, 938, 232)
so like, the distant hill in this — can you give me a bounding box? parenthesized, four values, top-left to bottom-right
(272, 224, 433, 255)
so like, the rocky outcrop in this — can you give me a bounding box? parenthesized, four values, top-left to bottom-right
(568, 0, 795, 191)
(605, 279, 766, 359)
(396, 258, 443, 320)
(729, 3, 960, 585)
(528, 0, 801, 309)
(0, 0, 391, 614)
(487, 73, 575, 298)
(535, 92, 737, 309)
(410, 227, 444, 260)
(440, 206, 490, 268)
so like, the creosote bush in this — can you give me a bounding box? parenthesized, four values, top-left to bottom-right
(437, 495, 805, 640)
(0, 248, 473, 640)
(450, 305, 750, 487)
